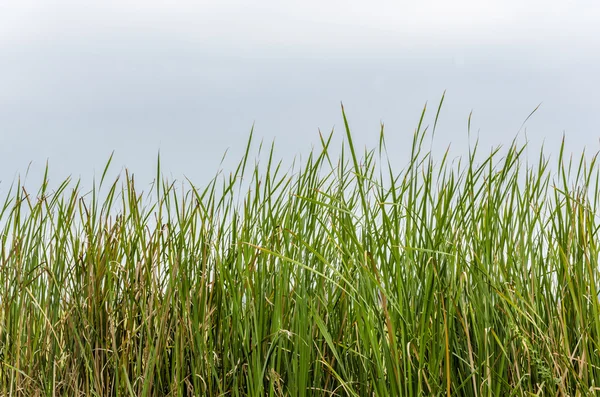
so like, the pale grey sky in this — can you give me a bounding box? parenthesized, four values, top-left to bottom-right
(1, 1, 599, 191)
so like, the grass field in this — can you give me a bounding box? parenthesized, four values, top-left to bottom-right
(1, 102, 600, 396)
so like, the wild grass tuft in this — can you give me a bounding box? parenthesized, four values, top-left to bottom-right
(1, 102, 600, 396)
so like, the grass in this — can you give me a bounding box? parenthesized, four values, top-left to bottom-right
(1, 100, 600, 396)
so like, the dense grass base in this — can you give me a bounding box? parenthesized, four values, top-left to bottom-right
(1, 104, 600, 396)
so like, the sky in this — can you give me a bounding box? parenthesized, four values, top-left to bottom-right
(1, 0, 599, 192)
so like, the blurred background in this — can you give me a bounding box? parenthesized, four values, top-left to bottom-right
(1, 0, 598, 191)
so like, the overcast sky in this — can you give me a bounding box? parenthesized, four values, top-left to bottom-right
(1, 0, 599, 191)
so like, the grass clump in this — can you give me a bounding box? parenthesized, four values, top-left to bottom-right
(1, 102, 600, 396)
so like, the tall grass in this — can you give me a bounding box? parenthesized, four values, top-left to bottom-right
(1, 102, 600, 396)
